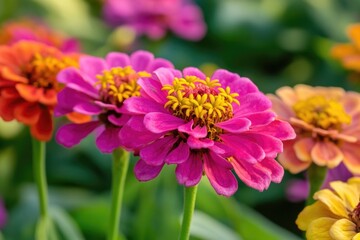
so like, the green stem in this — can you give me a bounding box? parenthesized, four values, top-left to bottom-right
(108, 148, 130, 240)
(32, 138, 48, 219)
(179, 185, 198, 240)
(306, 164, 327, 205)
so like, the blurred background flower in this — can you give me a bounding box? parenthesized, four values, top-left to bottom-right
(0, 198, 6, 229)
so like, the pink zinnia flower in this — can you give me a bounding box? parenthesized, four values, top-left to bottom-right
(268, 84, 360, 174)
(120, 67, 295, 196)
(0, 18, 79, 52)
(55, 50, 173, 153)
(103, 0, 206, 41)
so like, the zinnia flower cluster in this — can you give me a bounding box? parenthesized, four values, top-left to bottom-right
(0, 18, 79, 52)
(103, 0, 206, 41)
(269, 84, 360, 174)
(0, 41, 83, 141)
(55, 50, 173, 153)
(120, 67, 295, 196)
(296, 177, 360, 240)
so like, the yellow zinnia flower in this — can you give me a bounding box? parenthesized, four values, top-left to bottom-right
(296, 177, 360, 240)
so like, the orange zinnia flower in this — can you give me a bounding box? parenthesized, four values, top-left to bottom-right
(268, 84, 360, 174)
(0, 41, 81, 141)
(331, 24, 360, 72)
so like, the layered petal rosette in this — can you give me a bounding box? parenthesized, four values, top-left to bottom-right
(0, 41, 82, 141)
(55, 50, 173, 153)
(296, 177, 360, 240)
(120, 67, 295, 196)
(269, 84, 360, 174)
(0, 18, 79, 52)
(103, 0, 206, 41)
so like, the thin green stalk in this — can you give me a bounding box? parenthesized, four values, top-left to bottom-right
(306, 164, 327, 205)
(179, 185, 198, 240)
(108, 148, 130, 240)
(32, 138, 48, 219)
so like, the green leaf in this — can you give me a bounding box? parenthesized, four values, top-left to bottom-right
(191, 211, 242, 240)
(50, 206, 85, 240)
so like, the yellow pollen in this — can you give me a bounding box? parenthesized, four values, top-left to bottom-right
(24, 53, 78, 90)
(95, 66, 150, 106)
(293, 95, 351, 130)
(163, 76, 239, 139)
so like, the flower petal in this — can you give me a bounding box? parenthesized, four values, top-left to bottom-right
(183, 67, 206, 79)
(250, 120, 296, 141)
(137, 77, 167, 103)
(79, 56, 107, 81)
(165, 141, 190, 164)
(30, 109, 53, 141)
(187, 136, 214, 149)
(14, 102, 41, 125)
(148, 58, 174, 72)
(314, 189, 348, 217)
(278, 140, 311, 174)
(134, 159, 164, 181)
(74, 102, 103, 115)
(293, 138, 315, 162)
(311, 141, 343, 168)
(330, 219, 357, 240)
(122, 96, 166, 114)
(130, 50, 154, 71)
(306, 217, 337, 240)
(144, 112, 185, 133)
(140, 136, 177, 166)
(258, 157, 284, 183)
(95, 127, 122, 153)
(153, 67, 177, 86)
(215, 117, 251, 133)
(105, 52, 130, 68)
(56, 121, 101, 148)
(55, 87, 93, 116)
(175, 153, 203, 187)
(342, 142, 360, 174)
(235, 92, 272, 116)
(178, 120, 207, 138)
(203, 152, 238, 196)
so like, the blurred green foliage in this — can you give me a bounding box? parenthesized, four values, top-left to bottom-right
(1, 0, 359, 239)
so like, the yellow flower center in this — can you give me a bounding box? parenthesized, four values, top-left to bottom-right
(95, 66, 150, 106)
(163, 76, 239, 139)
(24, 53, 78, 90)
(293, 95, 351, 130)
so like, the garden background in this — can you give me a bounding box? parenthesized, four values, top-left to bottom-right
(0, 0, 359, 239)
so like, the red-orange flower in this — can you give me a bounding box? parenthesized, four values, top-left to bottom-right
(0, 41, 81, 141)
(331, 24, 360, 72)
(0, 18, 79, 52)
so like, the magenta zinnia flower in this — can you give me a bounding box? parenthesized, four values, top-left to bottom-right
(55, 50, 173, 153)
(103, 0, 206, 41)
(120, 67, 295, 196)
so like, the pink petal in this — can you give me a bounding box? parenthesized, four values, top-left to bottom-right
(130, 50, 154, 71)
(241, 111, 276, 127)
(215, 117, 251, 133)
(240, 133, 283, 158)
(57, 68, 99, 98)
(144, 112, 185, 133)
(56, 121, 101, 148)
(134, 159, 164, 181)
(235, 93, 272, 116)
(278, 140, 311, 174)
(293, 138, 315, 162)
(148, 58, 174, 72)
(250, 120, 296, 141)
(153, 68, 176, 86)
(122, 96, 166, 114)
(55, 87, 93, 116)
(212, 70, 258, 96)
(268, 94, 295, 120)
(231, 158, 271, 191)
(187, 136, 214, 149)
(258, 157, 284, 183)
(140, 136, 177, 166)
(183, 67, 206, 79)
(342, 142, 360, 174)
(220, 134, 265, 163)
(108, 114, 130, 127)
(79, 56, 107, 81)
(203, 152, 238, 196)
(175, 153, 203, 187)
(73, 102, 103, 115)
(105, 52, 130, 68)
(178, 120, 207, 138)
(137, 78, 167, 103)
(311, 141, 343, 168)
(165, 141, 190, 164)
(95, 127, 122, 153)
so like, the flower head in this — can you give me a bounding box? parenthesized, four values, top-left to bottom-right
(296, 177, 360, 239)
(331, 24, 360, 73)
(55, 50, 173, 153)
(0, 18, 80, 52)
(103, 0, 206, 41)
(121, 67, 295, 196)
(0, 41, 82, 141)
(268, 84, 360, 174)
